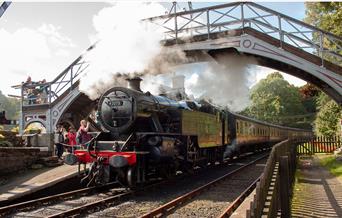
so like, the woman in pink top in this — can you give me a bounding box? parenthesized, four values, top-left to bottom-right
(78, 120, 92, 144)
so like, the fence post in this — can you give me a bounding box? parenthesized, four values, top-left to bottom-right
(279, 156, 291, 218)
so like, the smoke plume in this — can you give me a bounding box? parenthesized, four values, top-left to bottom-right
(79, 2, 188, 99)
(186, 54, 257, 112)
(79, 2, 256, 112)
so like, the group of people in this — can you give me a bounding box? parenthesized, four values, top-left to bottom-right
(54, 120, 92, 159)
(22, 76, 49, 105)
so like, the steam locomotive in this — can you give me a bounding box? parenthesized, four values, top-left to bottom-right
(65, 78, 312, 187)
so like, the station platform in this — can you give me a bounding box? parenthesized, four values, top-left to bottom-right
(0, 163, 80, 204)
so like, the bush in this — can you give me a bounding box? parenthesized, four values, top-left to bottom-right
(320, 155, 342, 178)
(0, 131, 24, 147)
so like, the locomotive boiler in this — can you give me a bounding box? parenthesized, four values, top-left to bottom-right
(65, 77, 313, 187)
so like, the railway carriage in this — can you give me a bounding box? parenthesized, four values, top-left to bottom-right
(65, 78, 313, 187)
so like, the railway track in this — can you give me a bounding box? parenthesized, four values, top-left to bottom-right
(1, 152, 268, 217)
(85, 152, 268, 217)
(218, 175, 261, 218)
(140, 154, 267, 218)
(0, 181, 122, 217)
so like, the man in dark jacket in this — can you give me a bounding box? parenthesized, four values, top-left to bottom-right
(54, 124, 64, 159)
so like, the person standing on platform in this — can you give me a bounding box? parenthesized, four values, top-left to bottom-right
(67, 126, 77, 153)
(77, 120, 92, 146)
(54, 124, 64, 160)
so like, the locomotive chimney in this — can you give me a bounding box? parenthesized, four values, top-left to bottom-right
(126, 77, 142, 92)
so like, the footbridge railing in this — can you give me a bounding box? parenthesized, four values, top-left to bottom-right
(146, 2, 342, 67)
(20, 45, 94, 106)
(0, 1, 11, 18)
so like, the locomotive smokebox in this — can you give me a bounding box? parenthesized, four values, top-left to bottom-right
(126, 77, 142, 92)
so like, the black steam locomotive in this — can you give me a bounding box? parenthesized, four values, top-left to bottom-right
(66, 78, 312, 187)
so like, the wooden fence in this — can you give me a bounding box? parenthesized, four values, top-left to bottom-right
(297, 136, 341, 154)
(247, 140, 299, 218)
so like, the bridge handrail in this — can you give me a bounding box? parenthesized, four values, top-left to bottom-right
(146, 2, 342, 67)
(20, 44, 95, 106)
(0, 1, 11, 18)
(145, 2, 341, 41)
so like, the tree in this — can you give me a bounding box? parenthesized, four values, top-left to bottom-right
(244, 72, 306, 127)
(305, 2, 342, 64)
(0, 91, 20, 120)
(314, 93, 341, 137)
(305, 3, 342, 136)
(305, 2, 342, 37)
(299, 83, 320, 114)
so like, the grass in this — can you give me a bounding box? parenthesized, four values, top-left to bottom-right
(319, 154, 342, 179)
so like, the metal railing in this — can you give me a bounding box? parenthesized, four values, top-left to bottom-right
(146, 2, 342, 67)
(20, 45, 94, 106)
(0, 1, 11, 18)
(20, 2, 342, 108)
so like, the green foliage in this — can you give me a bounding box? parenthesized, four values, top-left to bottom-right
(243, 72, 306, 127)
(0, 91, 20, 120)
(305, 3, 342, 136)
(299, 83, 320, 113)
(314, 93, 341, 137)
(319, 155, 342, 178)
(305, 2, 342, 64)
(305, 2, 342, 37)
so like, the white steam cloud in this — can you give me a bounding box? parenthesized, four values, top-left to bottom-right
(186, 54, 257, 112)
(79, 2, 187, 99)
(79, 2, 256, 112)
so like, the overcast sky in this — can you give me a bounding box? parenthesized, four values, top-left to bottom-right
(0, 1, 307, 96)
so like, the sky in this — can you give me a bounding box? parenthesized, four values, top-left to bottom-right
(0, 1, 307, 97)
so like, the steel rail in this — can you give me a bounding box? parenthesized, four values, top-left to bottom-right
(44, 179, 169, 218)
(46, 191, 133, 218)
(140, 154, 268, 218)
(44, 152, 269, 218)
(218, 175, 262, 218)
(0, 181, 119, 216)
